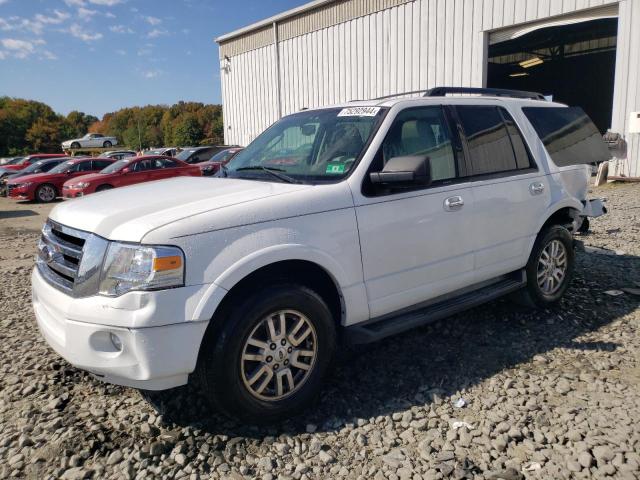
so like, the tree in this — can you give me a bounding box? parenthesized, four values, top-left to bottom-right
(26, 119, 63, 152)
(172, 114, 201, 146)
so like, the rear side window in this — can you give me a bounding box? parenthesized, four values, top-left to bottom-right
(456, 106, 517, 175)
(522, 106, 611, 167)
(499, 108, 533, 170)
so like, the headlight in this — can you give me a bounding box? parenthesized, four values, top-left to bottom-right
(99, 243, 184, 296)
(73, 182, 90, 189)
(16, 182, 32, 188)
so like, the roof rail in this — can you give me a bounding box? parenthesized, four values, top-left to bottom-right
(425, 87, 546, 101)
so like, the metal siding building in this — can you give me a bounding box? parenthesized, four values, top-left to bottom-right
(217, 0, 640, 177)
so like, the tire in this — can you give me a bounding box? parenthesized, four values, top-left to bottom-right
(103, 141, 112, 148)
(516, 225, 575, 308)
(197, 283, 336, 424)
(96, 184, 113, 192)
(35, 184, 57, 203)
(70, 142, 80, 149)
(578, 217, 590, 234)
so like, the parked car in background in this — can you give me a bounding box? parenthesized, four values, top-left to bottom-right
(175, 146, 235, 164)
(145, 147, 179, 157)
(7, 157, 114, 202)
(0, 154, 68, 176)
(99, 150, 137, 160)
(1, 158, 68, 196)
(62, 155, 202, 198)
(197, 147, 244, 176)
(62, 133, 118, 150)
(0, 156, 22, 165)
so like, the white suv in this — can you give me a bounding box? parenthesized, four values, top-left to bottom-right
(33, 88, 608, 423)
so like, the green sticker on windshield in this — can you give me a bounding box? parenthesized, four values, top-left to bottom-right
(326, 163, 346, 174)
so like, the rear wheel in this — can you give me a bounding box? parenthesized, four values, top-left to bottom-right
(35, 184, 57, 203)
(103, 141, 112, 148)
(197, 283, 336, 424)
(96, 184, 113, 192)
(517, 225, 575, 308)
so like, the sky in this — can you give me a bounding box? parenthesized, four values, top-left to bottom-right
(0, 0, 307, 117)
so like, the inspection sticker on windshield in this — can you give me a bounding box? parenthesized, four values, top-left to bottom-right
(337, 106, 381, 117)
(326, 163, 346, 174)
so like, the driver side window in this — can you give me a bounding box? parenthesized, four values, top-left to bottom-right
(382, 106, 457, 182)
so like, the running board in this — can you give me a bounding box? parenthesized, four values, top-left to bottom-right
(345, 272, 526, 344)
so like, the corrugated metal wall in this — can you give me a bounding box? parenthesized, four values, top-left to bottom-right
(219, 0, 639, 176)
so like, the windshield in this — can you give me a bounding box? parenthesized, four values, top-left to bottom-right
(225, 107, 386, 183)
(210, 149, 239, 162)
(6, 157, 25, 165)
(22, 161, 47, 173)
(49, 160, 77, 174)
(100, 159, 130, 173)
(175, 149, 199, 161)
(146, 149, 164, 155)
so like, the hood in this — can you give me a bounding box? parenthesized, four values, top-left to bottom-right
(49, 176, 312, 242)
(65, 172, 112, 185)
(7, 172, 60, 184)
(1, 165, 24, 172)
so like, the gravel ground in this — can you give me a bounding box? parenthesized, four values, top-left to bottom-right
(0, 183, 639, 480)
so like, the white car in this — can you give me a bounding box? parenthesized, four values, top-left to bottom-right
(33, 87, 609, 423)
(62, 133, 118, 150)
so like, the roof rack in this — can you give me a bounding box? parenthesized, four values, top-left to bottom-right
(424, 87, 546, 101)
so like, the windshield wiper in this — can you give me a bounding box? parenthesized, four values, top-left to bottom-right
(235, 166, 302, 184)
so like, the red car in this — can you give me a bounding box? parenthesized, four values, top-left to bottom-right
(7, 157, 115, 202)
(197, 147, 244, 176)
(0, 154, 68, 172)
(62, 155, 202, 198)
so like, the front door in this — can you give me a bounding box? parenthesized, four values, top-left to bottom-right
(353, 106, 476, 319)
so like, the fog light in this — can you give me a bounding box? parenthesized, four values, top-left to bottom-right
(110, 333, 123, 351)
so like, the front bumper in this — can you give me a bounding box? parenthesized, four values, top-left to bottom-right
(32, 268, 210, 390)
(62, 187, 85, 199)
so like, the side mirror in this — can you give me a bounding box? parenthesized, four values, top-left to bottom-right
(122, 167, 130, 174)
(369, 155, 431, 187)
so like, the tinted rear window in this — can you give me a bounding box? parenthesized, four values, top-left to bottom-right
(522, 107, 611, 167)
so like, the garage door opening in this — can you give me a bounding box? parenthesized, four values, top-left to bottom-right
(487, 17, 617, 134)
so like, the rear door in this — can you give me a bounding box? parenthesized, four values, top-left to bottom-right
(353, 105, 476, 319)
(454, 104, 550, 282)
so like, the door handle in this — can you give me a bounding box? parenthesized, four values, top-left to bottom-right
(444, 195, 464, 211)
(529, 182, 545, 195)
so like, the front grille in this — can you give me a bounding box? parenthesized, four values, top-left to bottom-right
(37, 220, 108, 297)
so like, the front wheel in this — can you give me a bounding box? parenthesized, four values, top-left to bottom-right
(35, 184, 57, 203)
(70, 142, 80, 149)
(96, 184, 113, 192)
(103, 141, 112, 148)
(517, 225, 575, 308)
(197, 284, 336, 424)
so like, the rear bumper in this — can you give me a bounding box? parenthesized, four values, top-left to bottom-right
(582, 198, 607, 218)
(32, 268, 209, 390)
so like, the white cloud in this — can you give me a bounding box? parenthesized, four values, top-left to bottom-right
(0, 0, 9, 5)
(115, 49, 126, 55)
(109, 24, 132, 34)
(68, 23, 103, 41)
(1, 10, 70, 35)
(64, 0, 85, 6)
(78, 7, 98, 21)
(89, 0, 123, 5)
(145, 16, 161, 26)
(41, 50, 58, 60)
(1, 38, 36, 58)
(105, 12, 116, 18)
(147, 28, 167, 39)
(143, 69, 161, 79)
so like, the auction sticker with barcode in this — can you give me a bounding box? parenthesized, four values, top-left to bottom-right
(337, 106, 381, 117)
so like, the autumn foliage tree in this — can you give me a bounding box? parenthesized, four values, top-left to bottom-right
(0, 97, 225, 156)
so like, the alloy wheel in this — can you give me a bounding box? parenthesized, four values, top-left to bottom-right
(537, 239, 567, 295)
(240, 309, 317, 401)
(37, 185, 56, 202)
